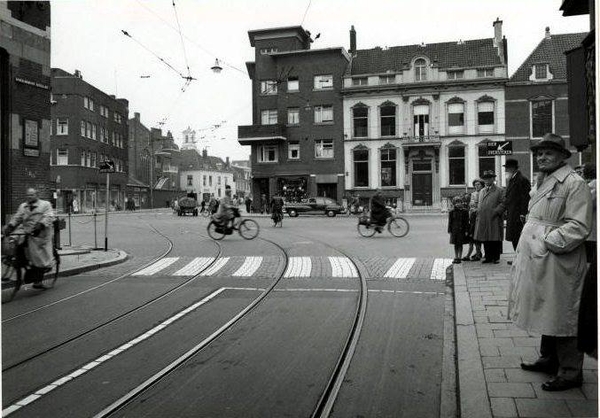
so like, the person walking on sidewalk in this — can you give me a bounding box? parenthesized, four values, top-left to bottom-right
(448, 196, 469, 264)
(500, 159, 531, 254)
(508, 133, 593, 392)
(473, 171, 505, 264)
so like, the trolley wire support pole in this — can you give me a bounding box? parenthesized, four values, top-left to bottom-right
(68, 211, 72, 247)
(94, 211, 98, 250)
(105, 172, 109, 252)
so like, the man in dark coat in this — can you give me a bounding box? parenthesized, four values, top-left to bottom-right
(500, 159, 531, 251)
(369, 189, 388, 233)
(473, 170, 505, 263)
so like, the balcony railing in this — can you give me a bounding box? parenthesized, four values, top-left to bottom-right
(400, 134, 441, 143)
(238, 124, 286, 145)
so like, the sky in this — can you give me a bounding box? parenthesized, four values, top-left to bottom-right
(51, 0, 591, 161)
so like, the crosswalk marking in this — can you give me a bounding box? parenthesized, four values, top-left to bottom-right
(384, 258, 416, 278)
(173, 257, 214, 276)
(232, 256, 263, 277)
(199, 257, 230, 276)
(133, 257, 179, 276)
(284, 257, 312, 277)
(430, 258, 453, 281)
(328, 256, 358, 277)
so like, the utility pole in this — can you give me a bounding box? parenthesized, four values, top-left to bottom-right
(99, 159, 115, 251)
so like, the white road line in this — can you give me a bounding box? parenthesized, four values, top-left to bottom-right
(232, 257, 263, 277)
(383, 258, 416, 278)
(284, 257, 312, 277)
(1, 287, 228, 418)
(132, 257, 179, 276)
(173, 257, 214, 276)
(328, 257, 358, 277)
(430, 258, 453, 281)
(199, 257, 230, 276)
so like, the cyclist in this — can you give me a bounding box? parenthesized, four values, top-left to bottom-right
(270, 195, 284, 223)
(369, 189, 389, 233)
(350, 193, 360, 213)
(2, 188, 55, 289)
(214, 185, 237, 231)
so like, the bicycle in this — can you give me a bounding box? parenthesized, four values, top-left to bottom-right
(206, 210, 259, 240)
(1, 232, 60, 303)
(271, 211, 283, 227)
(343, 204, 365, 217)
(357, 212, 410, 238)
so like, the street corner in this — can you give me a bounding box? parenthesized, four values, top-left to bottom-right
(58, 247, 129, 277)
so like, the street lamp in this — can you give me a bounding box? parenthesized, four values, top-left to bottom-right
(211, 59, 223, 73)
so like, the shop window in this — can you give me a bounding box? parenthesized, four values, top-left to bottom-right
(380, 148, 396, 187)
(353, 149, 369, 187)
(380, 105, 396, 137)
(448, 145, 465, 185)
(353, 106, 368, 137)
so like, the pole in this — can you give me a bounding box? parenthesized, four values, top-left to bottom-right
(68, 211, 72, 246)
(105, 172, 109, 251)
(94, 211, 97, 249)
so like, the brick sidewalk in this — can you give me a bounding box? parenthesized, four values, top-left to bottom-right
(454, 255, 598, 418)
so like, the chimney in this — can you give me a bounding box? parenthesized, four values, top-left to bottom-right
(134, 112, 140, 120)
(545, 26, 551, 39)
(226, 156, 230, 167)
(202, 148, 208, 158)
(492, 18, 505, 64)
(349, 25, 356, 55)
(74, 69, 82, 78)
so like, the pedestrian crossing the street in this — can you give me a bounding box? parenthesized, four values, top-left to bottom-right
(132, 256, 454, 281)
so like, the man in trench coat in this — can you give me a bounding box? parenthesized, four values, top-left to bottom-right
(473, 170, 505, 263)
(3, 188, 55, 288)
(508, 133, 593, 391)
(500, 159, 531, 251)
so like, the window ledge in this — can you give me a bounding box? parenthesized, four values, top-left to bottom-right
(313, 88, 334, 92)
(447, 185, 467, 188)
(286, 124, 300, 128)
(314, 122, 334, 126)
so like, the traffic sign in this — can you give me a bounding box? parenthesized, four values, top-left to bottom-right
(486, 141, 513, 156)
(99, 160, 115, 173)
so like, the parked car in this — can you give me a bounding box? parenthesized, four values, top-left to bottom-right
(284, 197, 344, 217)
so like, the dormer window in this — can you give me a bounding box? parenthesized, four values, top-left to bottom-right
(477, 68, 494, 78)
(535, 64, 547, 79)
(414, 59, 427, 81)
(352, 77, 368, 86)
(447, 70, 464, 80)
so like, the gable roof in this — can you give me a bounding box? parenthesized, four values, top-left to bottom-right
(179, 149, 232, 172)
(350, 38, 502, 75)
(509, 32, 587, 82)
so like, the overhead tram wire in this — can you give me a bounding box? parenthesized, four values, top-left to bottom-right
(301, 0, 312, 26)
(171, 0, 193, 80)
(121, 30, 186, 80)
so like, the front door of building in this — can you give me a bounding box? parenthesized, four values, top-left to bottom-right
(412, 173, 432, 206)
(317, 183, 337, 200)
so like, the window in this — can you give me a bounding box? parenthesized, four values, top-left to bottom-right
(218, 176, 221, 185)
(415, 58, 427, 81)
(287, 108, 300, 125)
(314, 105, 333, 123)
(352, 77, 368, 86)
(531, 100, 553, 138)
(478, 144, 496, 178)
(288, 142, 300, 160)
(257, 145, 278, 162)
(353, 106, 368, 137)
(91, 152, 96, 168)
(380, 105, 396, 136)
(287, 77, 299, 92)
(91, 124, 97, 140)
(209, 176, 212, 186)
(260, 80, 277, 95)
(380, 148, 396, 187)
(57, 118, 68, 135)
(87, 151, 92, 167)
(448, 103, 465, 134)
(259, 47, 278, 54)
(447, 70, 464, 80)
(535, 64, 547, 79)
(413, 105, 429, 137)
(261, 109, 278, 125)
(203, 175, 207, 186)
(187, 175, 193, 186)
(86, 122, 92, 138)
(353, 149, 369, 187)
(57, 149, 68, 165)
(379, 75, 395, 84)
(448, 145, 465, 185)
(100, 105, 108, 118)
(478, 102, 495, 133)
(314, 74, 333, 89)
(80, 120, 86, 137)
(111, 132, 115, 146)
(477, 68, 494, 78)
(81, 151, 86, 166)
(315, 139, 334, 159)
(114, 113, 122, 124)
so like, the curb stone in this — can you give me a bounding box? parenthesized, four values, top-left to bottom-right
(54, 249, 129, 277)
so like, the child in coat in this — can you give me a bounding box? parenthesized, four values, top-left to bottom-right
(448, 196, 470, 264)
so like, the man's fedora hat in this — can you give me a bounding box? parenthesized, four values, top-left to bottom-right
(503, 158, 519, 169)
(481, 170, 496, 179)
(530, 133, 571, 158)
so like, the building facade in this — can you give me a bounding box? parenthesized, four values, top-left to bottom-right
(343, 20, 508, 210)
(127, 112, 151, 208)
(179, 148, 234, 202)
(50, 68, 129, 212)
(1, 1, 52, 220)
(231, 160, 251, 199)
(506, 28, 586, 179)
(238, 26, 350, 207)
(150, 128, 181, 207)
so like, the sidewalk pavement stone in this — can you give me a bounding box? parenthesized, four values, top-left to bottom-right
(454, 254, 598, 418)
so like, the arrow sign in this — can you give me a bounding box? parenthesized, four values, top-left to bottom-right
(486, 141, 513, 156)
(99, 160, 116, 173)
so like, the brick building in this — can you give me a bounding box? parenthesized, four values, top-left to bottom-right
(343, 20, 508, 210)
(238, 26, 350, 207)
(505, 28, 586, 179)
(128, 112, 151, 208)
(150, 128, 181, 207)
(0, 2, 52, 221)
(50, 68, 129, 212)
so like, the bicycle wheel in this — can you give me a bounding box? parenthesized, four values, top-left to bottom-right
(357, 223, 376, 237)
(41, 248, 60, 289)
(238, 219, 259, 240)
(2, 257, 22, 303)
(388, 216, 410, 237)
(207, 221, 226, 240)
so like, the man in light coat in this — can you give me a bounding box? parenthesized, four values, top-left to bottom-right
(508, 133, 593, 391)
(3, 188, 55, 289)
(473, 170, 505, 263)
